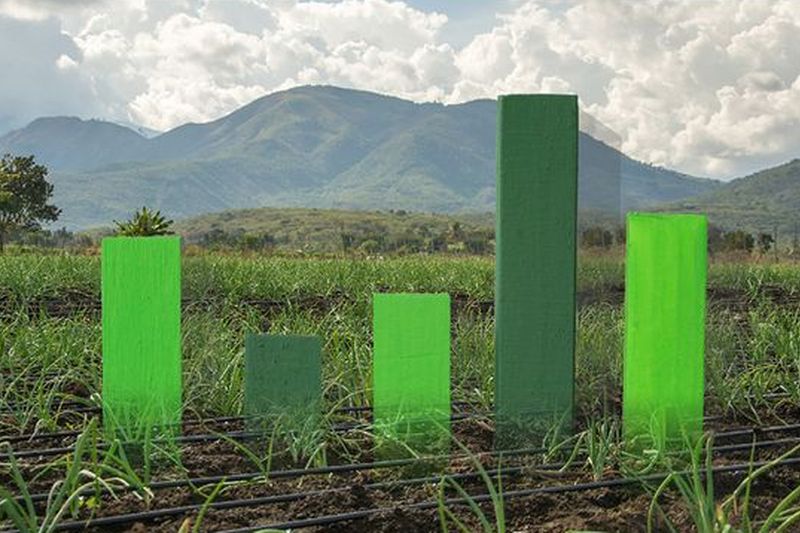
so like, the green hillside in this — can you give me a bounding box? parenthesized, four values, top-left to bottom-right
(671, 159, 800, 236)
(0, 117, 148, 171)
(0, 85, 721, 229)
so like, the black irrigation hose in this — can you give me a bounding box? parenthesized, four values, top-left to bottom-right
(3, 412, 795, 461)
(0, 399, 96, 410)
(0, 401, 756, 449)
(1, 391, 791, 415)
(10, 422, 800, 504)
(219, 454, 800, 533)
(0, 402, 479, 444)
(4, 411, 487, 459)
(18, 445, 549, 507)
(2, 388, 793, 419)
(3, 407, 485, 454)
(0, 402, 385, 417)
(0, 405, 100, 419)
(716, 422, 800, 440)
(0, 415, 252, 445)
(21, 430, 800, 532)
(43, 459, 567, 531)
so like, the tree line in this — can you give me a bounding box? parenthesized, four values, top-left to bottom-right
(0, 152, 794, 257)
(581, 224, 782, 255)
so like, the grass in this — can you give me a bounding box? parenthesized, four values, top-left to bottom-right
(2, 251, 799, 430)
(437, 436, 506, 533)
(0, 419, 152, 532)
(647, 437, 800, 532)
(2, 250, 800, 530)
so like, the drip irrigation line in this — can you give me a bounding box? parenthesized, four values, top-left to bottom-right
(0, 402, 480, 444)
(0, 415, 246, 445)
(0, 392, 775, 414)
(0, 400, 96, 411)
(218, 454, 800, 533)
(1, 401, 484, 445)
(3, 413, 795, 461)
(0, 403, 751, 447)
(4, 412, 485, 460)
(17, 430, 800, 532)
(2, 387, 792, 419)
(19, 445, 549, 506)
(38, 459, 565, 531)
(12, 422, 800, 515)
(0, 405, 100, 418)
(714, 422, 800, 440)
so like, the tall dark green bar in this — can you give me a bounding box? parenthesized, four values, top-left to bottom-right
(102, 236, 182, 436)
(495, 95, 578, 446)
(244, 334, 322, 424)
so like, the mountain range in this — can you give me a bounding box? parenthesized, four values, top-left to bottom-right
(0, 85, 795, 232)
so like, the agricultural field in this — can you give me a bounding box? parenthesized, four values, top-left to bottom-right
(2, 250, 800, 532)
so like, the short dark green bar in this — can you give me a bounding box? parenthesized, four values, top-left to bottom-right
(495, 94, 578, 446)
(244, 334, 322, 423)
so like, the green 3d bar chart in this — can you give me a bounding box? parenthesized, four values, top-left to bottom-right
(373, 293, 451, 453)
(244, 333, 322, 426)
(95, 94, 711, 464)
(623, 213, 707, 448)
(101, 236, 182, 436)
(495, 94, 578, 446)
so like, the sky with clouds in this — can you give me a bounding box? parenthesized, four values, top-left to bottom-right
(0, 0, 798, 179)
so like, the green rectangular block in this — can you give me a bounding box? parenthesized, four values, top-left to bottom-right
(495, 94, 578, 445)
(623, 213, 706, 447)
(102, 236, 182, 435)
(244, 334, 322, 423)
(373, 293, 451, 449)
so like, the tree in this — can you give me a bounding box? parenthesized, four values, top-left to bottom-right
(0, 154, 60, 253)
(341, 231, 355, 252)
(114, 206, 174, 236)
(757, 232, 774, 254)
(449, 221, 464, 241)
(581, 226, 613, 248)
(707, 224, 725, 255)
(723, 230, 754, 253)
(614, 225, 626, 245)
(464, 230, 494, 255)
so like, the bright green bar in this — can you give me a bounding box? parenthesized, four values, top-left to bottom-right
(495, 94, 578, 445)
(373, 293, 451, 449)
(623, 213, 707, 447)
(102, 236, 182, 436)
(244, 334, 321, 424)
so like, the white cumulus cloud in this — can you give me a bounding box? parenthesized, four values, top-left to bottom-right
(0, 0, 797, 178)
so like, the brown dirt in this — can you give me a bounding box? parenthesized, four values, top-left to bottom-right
(4, 285, 800, 530)
(4, 411, 800, 532)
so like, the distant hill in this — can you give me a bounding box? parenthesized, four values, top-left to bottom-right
(0, 85, 722, 229)
(173, 207, 494, 253)
(0, 117, 148, 171)
(672, 159, 800, 236)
